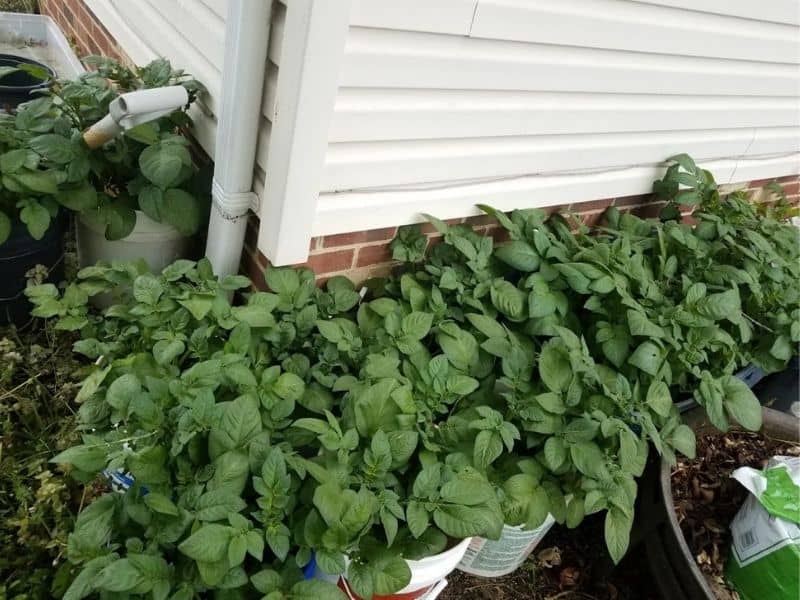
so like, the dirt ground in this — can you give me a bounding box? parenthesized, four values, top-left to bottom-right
(441, 513, 659, 600)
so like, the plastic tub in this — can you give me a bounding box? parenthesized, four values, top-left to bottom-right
(457, 517, 556, 577)
(77, 210, 192, 271)
(339, 537, 472, 600)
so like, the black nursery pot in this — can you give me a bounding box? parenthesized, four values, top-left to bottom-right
(0, 53, 55, 108)
(0, 214, 66, 327)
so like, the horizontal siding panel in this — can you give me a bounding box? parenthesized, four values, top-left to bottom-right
(471, 0, 798, 64)
(635, 0, 800, 26)
(268, 1, 285, 67)
(145, 0, 225, 69)
(313, 154, 800, 236)
(200, 0, 227, 20)
(350, 0, 477, 34)
(110, 1, 223, 108)
(340, 28, 799, 97)
(330, 90, 800, 141)
(322, 128, 800, 190)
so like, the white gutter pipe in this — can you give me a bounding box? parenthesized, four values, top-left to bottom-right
(204, 0, 272, 276)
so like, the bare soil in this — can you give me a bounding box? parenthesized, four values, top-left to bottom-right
(441, 514, 659, 600)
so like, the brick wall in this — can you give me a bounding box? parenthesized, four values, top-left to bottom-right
(39, 0, 130, 65)
(241, 174, 800, 289)
(32, 1, 800, 289)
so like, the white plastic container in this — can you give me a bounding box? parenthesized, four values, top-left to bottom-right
(77, 210, 192, 271)
(457, 517, 556, 577)
(339, 537, 472, 599)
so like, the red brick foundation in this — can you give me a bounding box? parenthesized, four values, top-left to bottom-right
(241, 174, 800, 288)
(39, 0, 130, 65)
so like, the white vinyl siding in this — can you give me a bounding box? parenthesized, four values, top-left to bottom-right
(312, 0, 800, 236)
(83, 0, 281, 181)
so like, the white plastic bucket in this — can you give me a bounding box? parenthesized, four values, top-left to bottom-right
(340, 537, 472, 599)
(457, 517, 556, 577)
(77, 210, 192, 272)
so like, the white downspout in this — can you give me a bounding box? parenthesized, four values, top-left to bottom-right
(204, 0, 272, 276)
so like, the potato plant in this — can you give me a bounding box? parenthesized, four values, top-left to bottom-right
(26, 156, 799, 598)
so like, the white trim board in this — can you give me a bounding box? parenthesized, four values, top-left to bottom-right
(311, 154, 800, 237)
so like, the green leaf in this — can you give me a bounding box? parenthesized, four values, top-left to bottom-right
(133, 274, 163, 305)
(769, 335, 792, 361)
(604, 507, 633, 564)
(95, 558, 143, 592)
(539, 341, 571, 392)
(274, 372, 305, 401)
(104, 203, 137, 240)
(371, 551, 412, 596)
(721, 375, 762, 431)
(196, 489, 248, 521)
(670, 424, 696, 459)
(51, 444, 107, 472)
(265, 267, 299, 296)
(232, 304, 275, 328)
(180, 295, 214, 320)
(291, 579, 347, 600)
(402, 311, 433, 340)
(0, 148, 34, 173)
(178, 523, 233, 562)
(153, 339, 184, 365)
(6, 169, 59, 194)
(139, 143, 190, 189)
(628, 341, 663, 376)
(627, 310, 665, 338)
(544, 437, 567, 470)
(138, 185, 163, 221)
(63, 555, 116, 600)
(473, 430, 503, 470)
(125, 122, 160, 145)
(570, 441, 609, 480)
(313, 483, 346, 526)
(566, 496, 585, 529)
(406, 501, 429, 538)
(161, 188, 201, 236)
(228, 534, 248, 566)
(144, 492, 179, 516)
(646, 381, 672, 417)
(495, 240, 540, 271)
(433, 504, 497, 539)
(18, 199, 51, 240)
(0, 211, 11, 244)
(30, 133, 75, 163)
(466, 313, 506, 339)
(57, 182, 98, 211)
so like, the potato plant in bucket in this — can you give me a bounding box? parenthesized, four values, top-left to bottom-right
(27, 156, 799, 598)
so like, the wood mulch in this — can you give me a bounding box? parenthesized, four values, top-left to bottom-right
(670, 430, 800, 599)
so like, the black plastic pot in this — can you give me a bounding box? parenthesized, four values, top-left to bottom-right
(0, 53, 54, 108)
(640, 407, 800, 600)
(0, 214, 66, 326)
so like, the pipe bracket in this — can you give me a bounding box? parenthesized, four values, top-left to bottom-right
(211, 178, 257, 220)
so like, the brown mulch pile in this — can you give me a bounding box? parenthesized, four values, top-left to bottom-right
(441, 514, 658, 600)
(670, 430, 800, 599)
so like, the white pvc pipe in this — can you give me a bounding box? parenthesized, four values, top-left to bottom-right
(204, 0, 272, 276)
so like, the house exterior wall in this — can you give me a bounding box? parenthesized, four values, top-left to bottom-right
(311, 0, 800, 238)
(39, 0, 800, 286)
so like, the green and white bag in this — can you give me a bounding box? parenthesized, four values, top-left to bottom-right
(726, 456, 800, 600)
